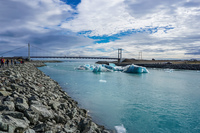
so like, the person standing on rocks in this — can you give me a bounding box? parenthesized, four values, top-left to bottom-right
(6, 59, 9, 66)
(1, 58, 3, 68)
(11, 59, 13, 66)
(1, 57, 4, 68)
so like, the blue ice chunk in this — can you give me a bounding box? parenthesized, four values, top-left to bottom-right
(93, 65, 102, 72)
(85, 64, 90, 68)
(90, 65, 95, 70)
(75, 64, 92, 70)
(113, 66, 124, 71)
(104, 64, 114, 70)
(123, 64, 148, 73)
(109, 63, 116, 67)
(103, 63, 123, 71)
(142, 67, 149, 73)
(75, 64, 149, 73)
(102, 64, 106, 67)
(93, 65, 113, 73)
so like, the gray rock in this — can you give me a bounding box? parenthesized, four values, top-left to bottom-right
(2, 111, 24, 120)
(33, 123, 49, 132)
(3, 101, 15, 111)
(10, 84, 19, 90)
(54, 113, 66, 123)
(46, 121, 54, 126)
(24, 110, 39, 125)
(0, 105, 10, 111)
(0, 115, 29, 133)
(68, 108, 77, 119)
(29, 100, 42, 105)
(30, 104, 54, 121)
(15, 97, 29, 112)
(0, 91, 11, 97)
(49, 101, 60, 111)
(0, 87, 6, 91)
(24, 128, 36, 133)
(79, 109, 87, 117)
(64, 123, 77, 133)
(5, 86, 12, 91)
(45, 131, 53, 133)
(29, 84, 45, 92)
(4, 71, 11, 76)
(4, 96, 14, 101)
(59, 103, 68, 110)
(0, 83, 3, 87)
(0, 131, 7, 133)
(0, 115, 8, 131)
(4, 80, 11, 86)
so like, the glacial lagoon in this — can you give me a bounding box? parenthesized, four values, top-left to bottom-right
(39, 60, 200, 133)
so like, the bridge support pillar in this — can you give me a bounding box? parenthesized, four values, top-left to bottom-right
(118, 48, 122, 63)
(28, 43, 30, 61)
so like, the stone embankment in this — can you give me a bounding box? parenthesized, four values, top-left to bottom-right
(137, 64, 200, 70)
(0, 62, 111, 133)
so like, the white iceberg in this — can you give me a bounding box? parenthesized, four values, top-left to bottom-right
(115, 124, 126, 133)
(102, 63, 124, 71)
(99, 79, 107, 83)
(93, 65, 113, 73)
(75, 64, 94, 70)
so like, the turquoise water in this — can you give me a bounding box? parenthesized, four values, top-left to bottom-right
(38, 60, 200, 133)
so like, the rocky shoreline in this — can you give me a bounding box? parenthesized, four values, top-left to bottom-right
(134, 64, 200, 70)
(0, 62, 111, 133)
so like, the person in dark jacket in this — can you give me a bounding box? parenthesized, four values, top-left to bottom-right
(6, 59, 9, 66)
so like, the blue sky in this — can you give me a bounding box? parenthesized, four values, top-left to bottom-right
(0, 0, 200, 59)
(60, 0, 81, 9)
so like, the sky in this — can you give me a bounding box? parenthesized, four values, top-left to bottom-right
(0, 0, 200, 59)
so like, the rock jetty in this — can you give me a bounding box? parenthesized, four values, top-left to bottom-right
(0, 62, 111, 133)
(137, 64, 200, 70)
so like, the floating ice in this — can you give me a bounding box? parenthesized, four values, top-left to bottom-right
(75, 64, 94, 70)
(123, 64, 149, 73)
(99, 79, 107, 83)
(164, 69, 173, 73)
(115, 124, 126, 133)
(103, 64, 124, 71)
(93, 65, 113, 73)
(109, 63, 116, 67)
(75, 64, 149, 74)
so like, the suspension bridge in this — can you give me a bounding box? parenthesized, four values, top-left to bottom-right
(0, 44, 137, 62)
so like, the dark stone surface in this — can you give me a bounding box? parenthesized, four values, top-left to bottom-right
(0, 62, 111, 133)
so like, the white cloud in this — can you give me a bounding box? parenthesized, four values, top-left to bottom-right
(61, 0, 200, 40)
(1, 0, 200, 59)
(61, 0, 136, 36)
(0, 0, 73, 33)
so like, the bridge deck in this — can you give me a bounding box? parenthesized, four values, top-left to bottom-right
(30, 56, 118, 60)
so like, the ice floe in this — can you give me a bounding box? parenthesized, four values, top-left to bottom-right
(115, 124, 126, 133)
(99, 79, 107, 83)
(75, 63, 149, 74)
(164, 69, 174, 73)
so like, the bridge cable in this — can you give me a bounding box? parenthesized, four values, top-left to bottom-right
(30, 45, 64, 56)
(0, 46, 27, 56)
(122, 49, 137, 58)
